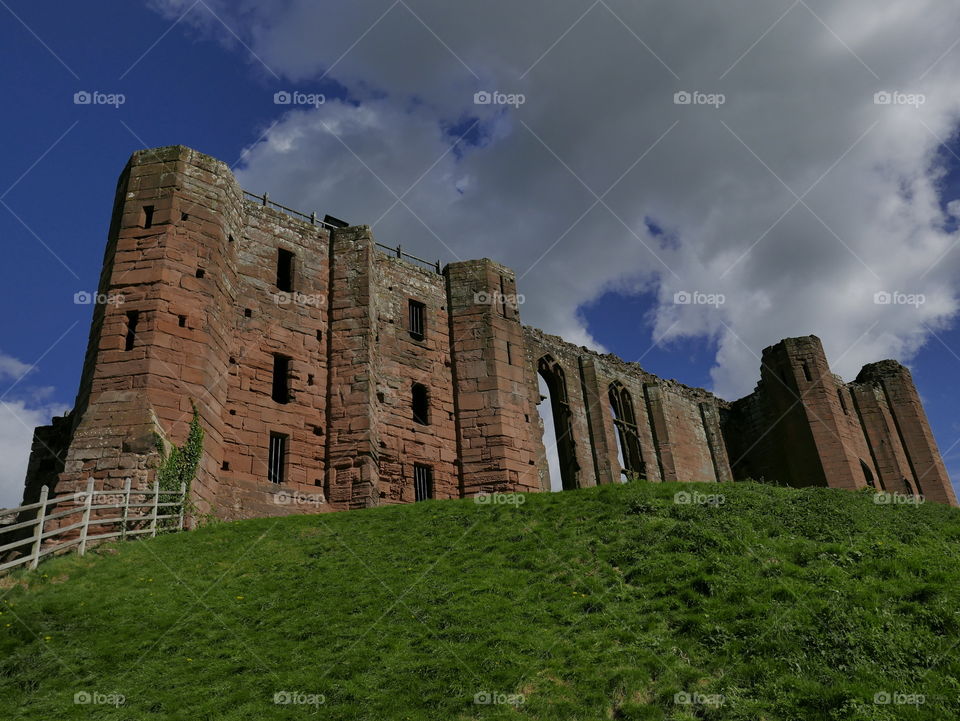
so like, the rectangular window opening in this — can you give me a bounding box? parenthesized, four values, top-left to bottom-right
(408, 299, 425, 340)
(412, 383, 430, 425)
(178, 315, 186, 328)
(413, 463, 433, 502)
(838, 388, 849, 414)
(124, 311, 139, 351)
(272, 354, 290, 404)
(268, 432, 287, 484)
(802, 362, 812, 382)
(277, 248, 295, 292)
(142, 205, 155, 229)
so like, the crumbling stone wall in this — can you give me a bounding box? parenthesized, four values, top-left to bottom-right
(19, 145, 956, 518)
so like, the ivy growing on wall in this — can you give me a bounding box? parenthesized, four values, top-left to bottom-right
(154, 404, 204, 524)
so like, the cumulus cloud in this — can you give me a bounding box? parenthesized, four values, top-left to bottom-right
(0, 351, 67, 508)
(154, 0, 960, 399)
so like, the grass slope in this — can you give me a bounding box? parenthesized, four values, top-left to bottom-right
(2, 481, 960, 720)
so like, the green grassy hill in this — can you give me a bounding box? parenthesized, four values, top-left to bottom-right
(2, 481, 960, 720)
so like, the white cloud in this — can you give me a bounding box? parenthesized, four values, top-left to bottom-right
(154, 0, 960, 399)
(0, 351, 66, 508)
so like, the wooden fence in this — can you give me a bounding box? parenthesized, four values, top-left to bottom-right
(0, 479, 187, 573)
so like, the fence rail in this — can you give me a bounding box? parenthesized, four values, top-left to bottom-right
(242, 190, 443, 273)
(0, 478, 187, 574)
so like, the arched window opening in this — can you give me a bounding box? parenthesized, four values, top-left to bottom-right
(609, 382, 645, 481)
(536, 356, 578, 491)
(860, 460, 876, 489)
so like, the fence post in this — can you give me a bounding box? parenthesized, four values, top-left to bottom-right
(28, 486, 49, 570)
(262, 192, 269, 207)
(77, 477, 95, 557)
(435, 260, 441, 274)
(310, 211, 316, 225)
(120, 477, 131, 542)
(396, 244, 402, 258)
(177, 482, 187, 531)
(149, 481, 159, 538)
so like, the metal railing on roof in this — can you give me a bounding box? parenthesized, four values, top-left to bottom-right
(242, 191, 442, 274)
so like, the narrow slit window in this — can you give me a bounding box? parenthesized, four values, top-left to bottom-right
(277, 248, 295, 292)
(142, 205, 155, 229)
(412, 383, 430, 425)
(802, 362, 812, 382)
(272, 354, 290, 404)
(124, 311, 139, 351)
(408, 299, 425, 340)
(838, 388, 849, 414)
(413, 464, 433, 502)
(268, 432, 287, 484)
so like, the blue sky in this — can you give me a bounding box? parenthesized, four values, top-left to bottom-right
(2, 0, 960, 504)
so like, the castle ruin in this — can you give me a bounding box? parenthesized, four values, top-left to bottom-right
(19, 146, 958, 518)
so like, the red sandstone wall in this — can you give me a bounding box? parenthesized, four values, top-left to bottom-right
(21, 145, 956, 521)
(447, 260, 543, 495)
(372, 253, 459, 502)
(522, 327, 730, 486)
